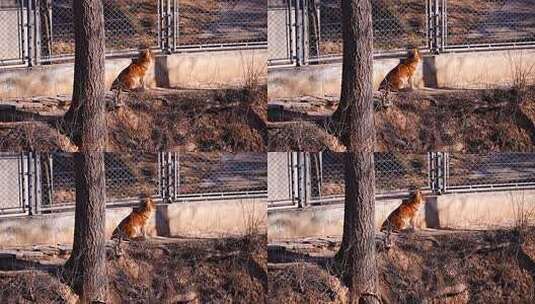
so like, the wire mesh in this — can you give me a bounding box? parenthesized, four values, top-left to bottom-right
(0, 1, 26, 66)
(310, 152, 429, 200)
(40, 0, 159, 60)
(41, 153, 160, 209)
(445, 0, 535, 49)
(177, 153, 267, 196)
(306, 0, 428, 61)
(447, 153, 535, 189)
(0, 153, 24, 214)
(176, 0, 267, 48)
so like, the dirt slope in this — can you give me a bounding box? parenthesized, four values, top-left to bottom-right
(268, 229, 535, 303)
(0, 235, 267, 303)
(268, 87, 535, 152)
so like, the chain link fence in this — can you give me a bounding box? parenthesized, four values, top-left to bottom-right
(308, 152, 428, 202)
(445, 0, 535, 50)
(176, 0, 267, 49)
(267, 152, 535, 208)
(447, 153, 535, 191)
(306, 0, 428, 62)
(177, 153, 267, 196)
(38, 0, 159, 61)
(40, 153, 160, 210)
(0, 152, 267, 216)
(268, 0, 535, 66)
(0, 0, 267, 68)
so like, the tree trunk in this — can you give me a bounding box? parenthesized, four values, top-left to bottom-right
(64, 153, 108, 302)
(62, 0, 108, 302)
(332, 5, 379, 300)
(63, 0, 107, 149)
(335, 152, 380, 304)
(331, 0, 375, 150)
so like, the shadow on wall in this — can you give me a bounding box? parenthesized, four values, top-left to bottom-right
(422, 55, 438, 88)
(155, 204, 171, 237)
(424, 195, 440, 228)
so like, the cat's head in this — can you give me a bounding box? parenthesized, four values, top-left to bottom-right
(138, 48, 154, 63)
(143, 197, 156, 211)
(412, 188, 424, 204)
(410, 48, 421, 61)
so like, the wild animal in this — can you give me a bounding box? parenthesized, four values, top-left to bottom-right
(110, 48, 154, 107)
(380, 188, 425, 233)
(379, 48, 421, 91)
(111, 197, 156, 240)
(111, 48, 154, 91)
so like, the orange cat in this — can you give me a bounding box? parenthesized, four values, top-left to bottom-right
(380, 189, 424, 232)
(111, 198, 156, 240)
(379, 48, 421, 91)
(111, 48, 154, 92)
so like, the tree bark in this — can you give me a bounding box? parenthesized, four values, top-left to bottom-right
(62, 0, 108, 302)
(335, 152, 380, 304)
(64, 153, 108, 302)
(331, 0, 375, 150)
(63, 0, 107, 150)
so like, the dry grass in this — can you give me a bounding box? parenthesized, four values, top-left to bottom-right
(106, 85, 267, 152)
(0, 235, 267, 303)
(0, 121, 77, 152)
(0, 83, 267, 152)
(268, 121, 345, 152)
(374, 88, 535, 152)
(269, 86, 535, 152)
(269, 228, 535, 303)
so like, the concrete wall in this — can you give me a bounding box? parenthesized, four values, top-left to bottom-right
(432, 190, 535, 229)
(268, 49, 535, 99)
(268, 189, 535, 240)
(0, 198, 266, 247)
(268, 197, 427, 240)
(0, 49, 267, 99)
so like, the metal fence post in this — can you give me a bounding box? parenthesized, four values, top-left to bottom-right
(158, 152, 165, 200)
(32, 153, 42, 214)
(294, 0, 305, 66)
(442, 152, 449, 193)
(428, 152, 437, 193)
(429, 0, 445, 54)
(23, 152, 41, 215)
(301, 0, 310, 65)
(304, 152, 312, 205)
(428, 152, 447, 194)
(26, 152, 33, 215)
(158, 152, 173, 203)
(158, 0, 173, 54)
(19, 153, 28, 214)
(172, 0, 177, 51)
(293, 152, 310, 207)
(25, 0, 35, 66)
(171, 152, 179, 201)
(290, 152, 301, 206)
(164, 0, 172, 54)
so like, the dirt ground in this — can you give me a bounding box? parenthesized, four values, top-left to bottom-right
(268, 228, 535, 304)
(268, 87, 535, 152)
(0, 235, 267, 303)
(0, 84, 267, 152)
